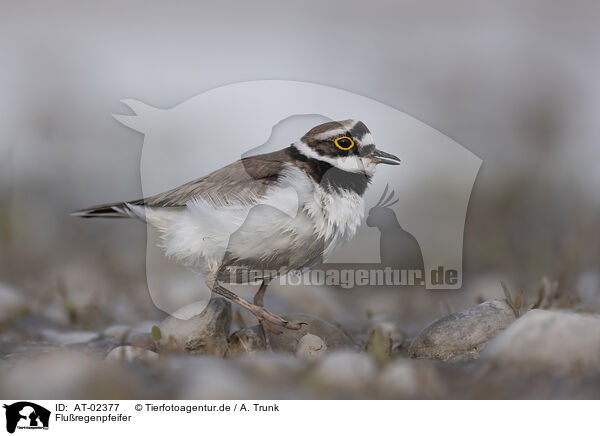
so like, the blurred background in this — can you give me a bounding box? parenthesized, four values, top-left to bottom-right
(1, 0, 600, 399)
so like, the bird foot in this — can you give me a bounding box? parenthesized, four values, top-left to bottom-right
(251, 306, 307, 333)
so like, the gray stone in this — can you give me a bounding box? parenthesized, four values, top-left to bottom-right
(236, 352, 306, 383)
(40, 329, 100, 345)
(408, 299, 515, 361)
(0, 284, 26, 322)
(168, 355, 257, 399)
(577, 271, 600, 312)
(377, 359, 420, 397)
(68, 336, 121, 358)
(482, 309, 600, 374)
(0, 352, 138, 398)
(1, 315, 64, 342)
(155, 298, 232, 356)
(311, 350, 377, 393)
(376, 359, 444, 399)
(105, 346, 159, 363)
(333, 313, 370, 338)
(296, 334, 327, 362)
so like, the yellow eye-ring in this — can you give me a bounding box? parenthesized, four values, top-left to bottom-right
(334, 136, 354, 150)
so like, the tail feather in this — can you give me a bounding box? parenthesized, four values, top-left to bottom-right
(71, 201, 141, 219)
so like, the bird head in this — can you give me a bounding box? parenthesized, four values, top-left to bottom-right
(296, 119, 400, 176)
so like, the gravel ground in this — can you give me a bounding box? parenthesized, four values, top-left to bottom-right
(2, 277, 600, 400)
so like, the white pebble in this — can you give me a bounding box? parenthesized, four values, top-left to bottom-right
(296, 334, 327, 362)
(105, 346, 159, 363)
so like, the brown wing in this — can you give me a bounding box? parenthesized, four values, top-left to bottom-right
(72, 148, 295, 218)
(132, 148, 291, 208)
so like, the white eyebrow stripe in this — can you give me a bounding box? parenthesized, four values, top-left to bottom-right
(311, 120, 362, 141)
(358, 132, 374, 145)
(295, 140, 334, 162)
(294, 141, 365, 173)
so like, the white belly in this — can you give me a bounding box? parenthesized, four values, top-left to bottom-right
(152, 165, 365, 277)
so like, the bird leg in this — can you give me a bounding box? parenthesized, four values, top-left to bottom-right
(206, 276, 304, 334)
(253, 279, 269, 307)
(253, 279, 272, 350)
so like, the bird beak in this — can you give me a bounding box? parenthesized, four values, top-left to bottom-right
(370, 148, 401, 165)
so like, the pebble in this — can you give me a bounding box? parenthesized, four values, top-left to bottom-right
(155, 298, 232, 356)
(295, 334, 327, 362)
(40, 329, 100, 345)
(408, 299, 515, 361)
(376, 359, 444, 399)
(168, 355, 257, 399)
(482, 309, 600, 374)
(105, 346, 159, 363)
(0, 352, 137, 398)
(0, 284, 26, 322)
(311, 350, 377, 393)
(236, 352, 306, 383)
(68, 336, 121, 358)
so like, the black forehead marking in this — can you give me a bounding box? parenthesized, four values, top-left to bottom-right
(348, 121, 370, 139)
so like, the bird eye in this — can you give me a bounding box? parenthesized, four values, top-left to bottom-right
(334, 136, 354, 150)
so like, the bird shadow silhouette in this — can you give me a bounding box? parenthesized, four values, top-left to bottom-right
(366, 184, 424, 279)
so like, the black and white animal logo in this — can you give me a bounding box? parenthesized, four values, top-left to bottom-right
(3, 402, 50, 434)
